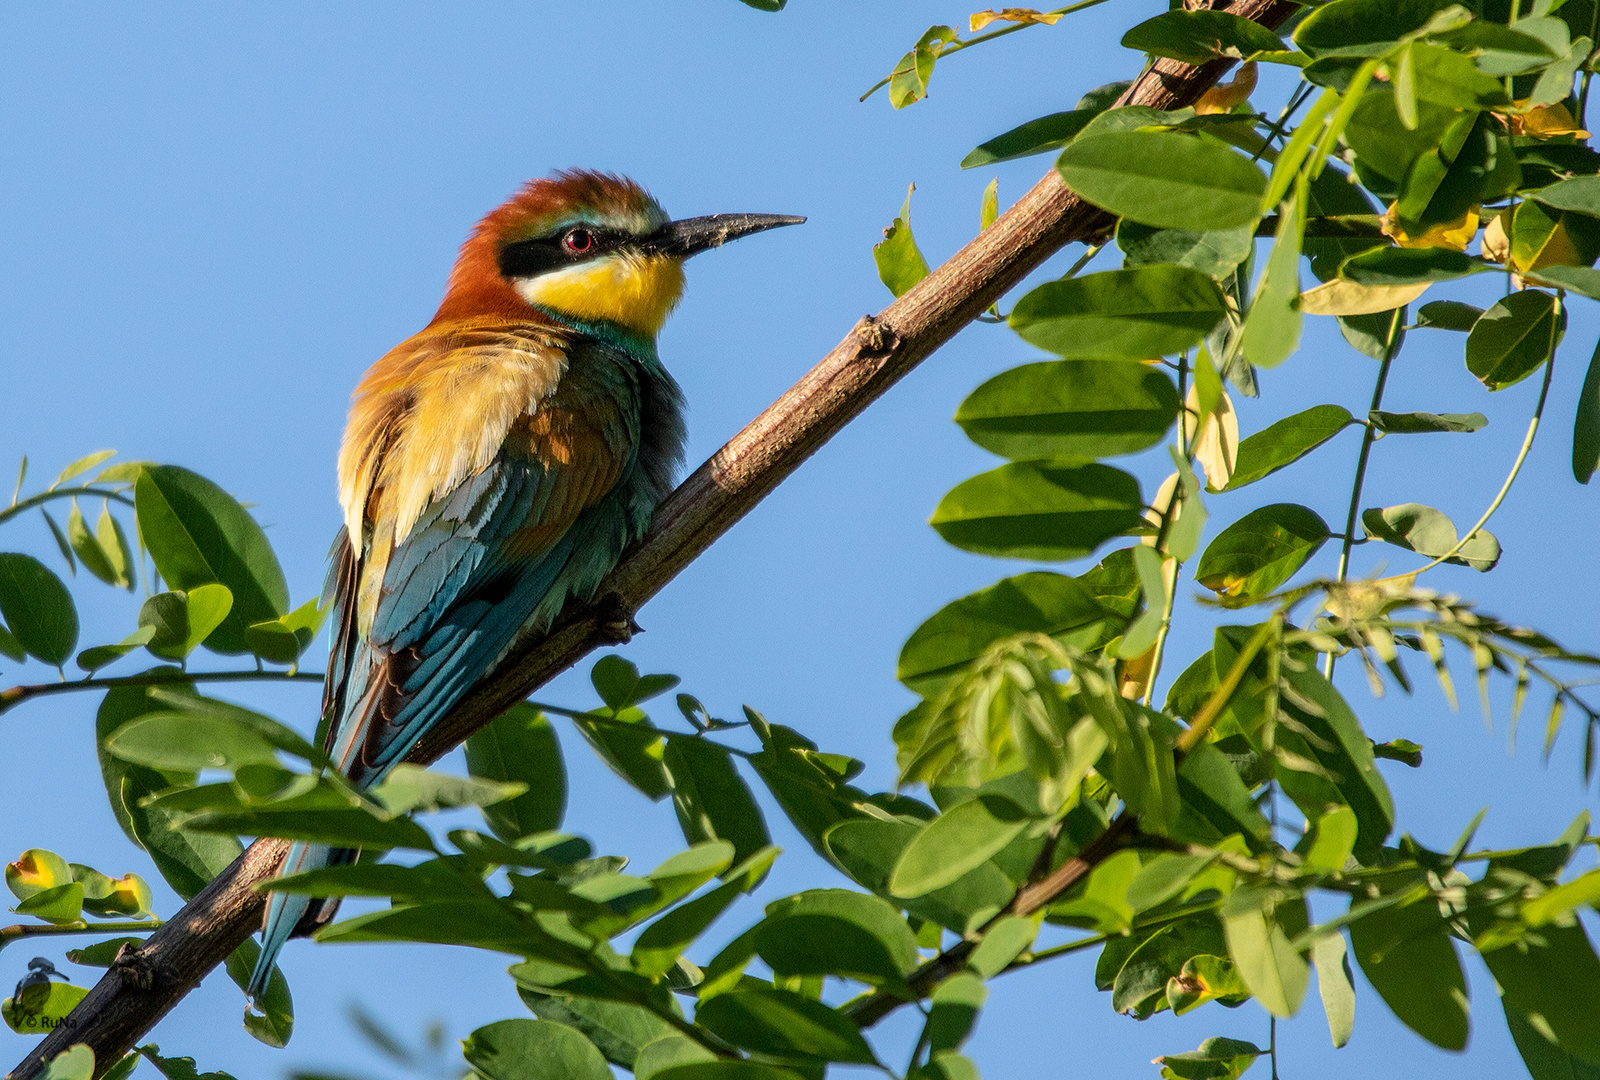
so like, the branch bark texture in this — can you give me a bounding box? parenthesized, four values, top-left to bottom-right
(10, 5, 1294, 1074)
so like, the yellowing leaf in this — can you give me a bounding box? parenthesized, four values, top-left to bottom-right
(1196, 62, 1258, 115)
(970, 7, 1062, 31)
(1382, 204, 1479, 251)
(1298, 278, 1431, 316)
(1508, 100, 1589, 138)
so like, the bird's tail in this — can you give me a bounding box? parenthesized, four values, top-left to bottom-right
(247, 840, 342, 1001)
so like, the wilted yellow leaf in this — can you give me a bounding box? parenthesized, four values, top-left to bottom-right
(1382, 204, 1479, 251)
(1195, 62, 1259, 115)
(1482, 210, 1510, 264)
(1183, 384, 1238, 491)
(970, 7, 1062, 31)
(1298, 278, 1432, 316)
(1141, 472, 1180, 544)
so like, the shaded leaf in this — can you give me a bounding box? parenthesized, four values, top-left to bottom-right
(465, 703, 566, 840)
(955, 360, 1179, 461)
(1057, 132, 1266, 231)
(1011, 266, 1227, 358)
(1465, 289, 1565, 390)
(1362, 503, 1500, 571)
(1195, 504, 1330, 599)
(0, 553, 78, 665)
(930, 462, 1143, 562)
(1226, 405, 1353, 489)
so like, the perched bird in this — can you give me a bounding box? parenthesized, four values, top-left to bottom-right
(247, 170, 802, 997)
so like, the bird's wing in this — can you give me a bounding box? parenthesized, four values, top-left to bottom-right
(323, 330, 637, 783)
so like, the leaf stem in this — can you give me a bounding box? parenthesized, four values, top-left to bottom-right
(529, 701, 757, 759)
(0, 920, 162, 954)
(1325, 307, 1404, 678)
(1374, 296, 1561, 585)
(0, 486, 135, 529)
(0, 669, 324, 715)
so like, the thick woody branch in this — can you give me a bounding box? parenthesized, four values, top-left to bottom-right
(10, 5, 1294, 1075)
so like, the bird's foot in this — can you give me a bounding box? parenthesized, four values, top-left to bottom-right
(593, 593, 642, 645)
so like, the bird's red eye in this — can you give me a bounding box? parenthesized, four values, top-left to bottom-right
(563, 228, 594, 254)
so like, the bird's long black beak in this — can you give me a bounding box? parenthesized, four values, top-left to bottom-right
(643, 213, 806, 259)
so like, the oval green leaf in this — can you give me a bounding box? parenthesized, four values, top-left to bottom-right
(1121, 10, 1284, 64)
(1226, 405, 1354, 490)
(465, 703, 567, 840)
(889, 794, 1031, 898)
(931, 463, 1144, 562)
(695, 987, 877, 1064)
(0, 553, 78, 665)
(1361, 503, 1500, 571)
(1466, 289, 1565, 390)
(955, 360, 1179, 461)
(1057, 131, 1266, 231)
(464, 1018, 612, 1080)
(1011, 266, 1227, 359)
(962, 110, 1097, 169)
(1195, 504, 1330, 599)
(134, 464, 289, 654)
(1349, 890, 1469, 1050)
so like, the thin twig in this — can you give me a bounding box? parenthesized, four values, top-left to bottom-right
(0, 487, 136, 529)
(0, 921, 163, 955)
(1, 670, 324, 715)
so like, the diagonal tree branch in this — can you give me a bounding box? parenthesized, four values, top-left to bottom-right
(10, 6, 1294, 1074)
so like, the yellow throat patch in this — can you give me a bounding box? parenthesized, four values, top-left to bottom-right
(514, 251, 686, 338)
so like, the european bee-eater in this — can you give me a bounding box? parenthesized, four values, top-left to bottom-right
(247, 170, 801, 997)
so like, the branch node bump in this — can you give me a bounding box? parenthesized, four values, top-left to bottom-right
(111, 942, 166, 992)
(853, 314, 898, 356)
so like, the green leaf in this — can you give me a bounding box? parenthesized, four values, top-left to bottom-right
(1273, 664, 1395, 853)
(1466, 289, 1565, 390)
(97, 505, 135, 591)
(1416, 300, 1483, 331)
(968, 914, 1037, 978)
(1481, 921, 1600, 1066)
(76, 626, 157, 673)
(132, 1045, 238, 1080)
(1504, 996, 1600, 1080)
(1108, 914, 1229, 1015)
(1121, 10, 1283, 64)
(68, 500, 118, 585)
(245, 595, 326, 663)
(962, 111, 1097, 169)
(1057, 132, 1266, 232)
(889, 794, 1031, 898)
(142, 584, 233, 660)
(1240, 182, 1305, 369)
(631, 846, 778, 976)
(898, 572, 1115, 698)
(697, 987, 877, 1064)
(925, 971, 986, 1053)
(663, 738, 770, 866)
(1154, 1037, 1265, 1080)
(955, 360, 1179, 461)
(223, 938, 294, 1048)
(134, 464, 289, 654)
(1226, 405, 1353, 490)
(1222, 889, 1309, 1017)
(1011, 266, 1227, 358)
(517, 992, 678, 1070)
(737, 0, 785, 9)
(1361, 503, 1500, 571)
(96, 682, 244, 898)
(1176, 743, 1271, 843)
(0, 620, 25, 662)
(1294, 0, 1465, 58)
(652, 1065, 804, 1080)
(756, 889, 919, 985)
(1117, 220, 1254, 280)
(1340, 246, 1492, 285)
(463, 1018, 611, 1080)
(1349, 888, 1469, 1049)
(888, 26, 958, 110)
(1533, 175, 1600, 217)
(319, 899, 585, 960)
(15, 881, 86, 923)
(4, 984, 90, 1036)
(930, 462, 1144, 562)
(875, 184, 931, 298)
(370, 765, 524, 816)
(265, 859, 488, 902)
(465, 703, 566, 840)
(635, 1037, 719, 1080)
(572, 711, 671, 800)
(187, 802, 434, 850)
(1369, 410, 1486, 434)
(102, 710, 282, 772)
(1195, 504, 1330, 599)
(1312, 932, 1355, 1049)
(823, 818, 1014, 934)
(1577, 338, 1600, 484)
(0, 553, 78, 664)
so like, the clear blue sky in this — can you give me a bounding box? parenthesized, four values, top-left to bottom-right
(3, 3, 1599, 1078)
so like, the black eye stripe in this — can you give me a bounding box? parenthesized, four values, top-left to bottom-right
(498, 228, 622, 279)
